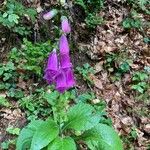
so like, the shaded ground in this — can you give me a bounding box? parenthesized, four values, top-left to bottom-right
(74, 1, 150, 149)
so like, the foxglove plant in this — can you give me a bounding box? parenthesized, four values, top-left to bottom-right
(44, 16, 75, 93)
(17, 7, 123, 150)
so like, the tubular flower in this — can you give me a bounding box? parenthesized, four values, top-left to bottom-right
(61, 16, 71, 34)
(43, 9, 58, 20)
(56, 70, 67, 93)
(56, 68, 75, 93)
(65, 68, 75, 88)
(59, 34, 69, 54)
(44, 49, 58, 83)
(60, 53, 72, 69)
(44, 71, 54, 84)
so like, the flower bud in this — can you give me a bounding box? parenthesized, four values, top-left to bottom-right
(43, 9, 58, 20)
(61, 16, 71, 34)
(59, 34, 70, 54)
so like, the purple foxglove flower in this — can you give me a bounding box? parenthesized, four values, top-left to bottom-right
(56, 70, 67, 93)
(43, 9, 58, 20)
(65, 68, 75, 88)
(44, 49, 58, 83)
(59, 35, 69, 54)
(61, 16, 71, 33)
(46, 49, 58, 71)
(44, 71, 53, 84)
(60, 53, 72, 69)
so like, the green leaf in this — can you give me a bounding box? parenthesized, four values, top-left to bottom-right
(139, 73, 148, 81)
(0, 83, 5, 90)
(3, 12, 8, 18)
(131, 84, 144, 93)
(16, 120, 44, 150)
(81, 124, 123, 150)
(44, 91, 59, 105)
(76, 92, 95, 102)
(31, 119, 59, 150)
(5, 61, 15, 71)
(123, 18, 131, 28)
(48, 137, 76, 150)
(0, 68, 4, 76)
(26, 8, 37, 21)
(75, 0, 87, 10)
(119, 62, 130, 73)
(63, 103, 100, 131)
(8, 14, 19, 24)
(0, 96, 10, 107)
(6, 126, 20, 135)
(3, 73, 12, 81)
(143, 37, 150, 44)
(132, 72, 148, 81)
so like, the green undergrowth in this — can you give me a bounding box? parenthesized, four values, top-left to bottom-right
(0, 0, 37, 35)
(126, 0, 150, 14)
(0, 39, 53, 101)
(16, 88, 123, 150)
(9, 38, 52, 76)
(0, 85, 123, 150)
(103, 51, 149, 101)
(74, 0, 104, 28)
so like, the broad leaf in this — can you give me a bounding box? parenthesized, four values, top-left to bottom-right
(16, 120, 44, 150)
(44, 91, 59, 105)
(47, 137, 76, 150)
(81, 124, 123, 150)
(63, 103, 100, 131)
(0, 96, 10, 107)
(31, 119, 59, 150)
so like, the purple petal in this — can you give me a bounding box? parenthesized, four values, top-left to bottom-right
(46, 49, 58, 71)
(44, 49, 58, 83)
(44, 70, 58, 83)
(43, 9, 58, 20)
(65, 68, 75, 88)
(56, 70, 67, 93)
(59, 35, 69, 54)
(61, 16, 71, 34)
(60, 53, 72, 69)
(43, 71, 53, 84)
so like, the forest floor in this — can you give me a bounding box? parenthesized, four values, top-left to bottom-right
(0, 0, 150, 150)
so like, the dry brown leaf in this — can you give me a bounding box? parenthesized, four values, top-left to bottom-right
(89, 74, 103, 90)
(144, 124, 150, 134)
(94, 62, 103, 73)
